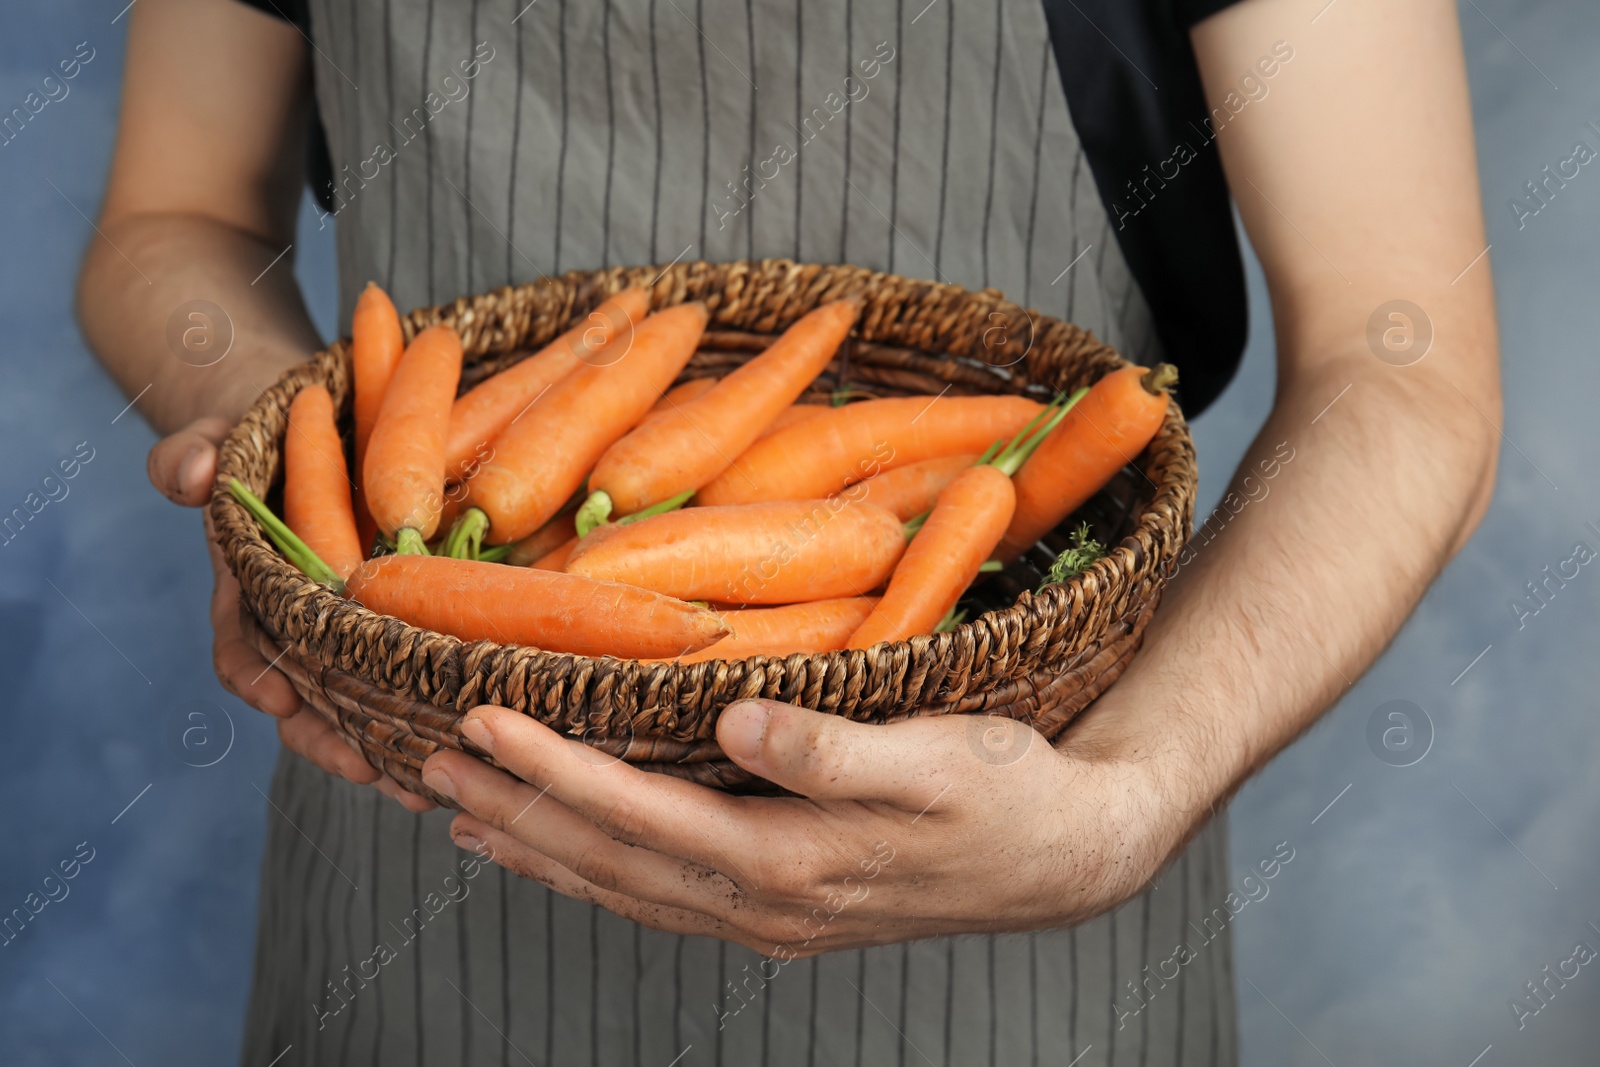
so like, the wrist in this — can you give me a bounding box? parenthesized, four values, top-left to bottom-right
(162, 348, 309, 432)
(1056, 662, 1253, 856)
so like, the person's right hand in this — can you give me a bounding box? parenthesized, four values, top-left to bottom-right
(149, 416, 435, 812)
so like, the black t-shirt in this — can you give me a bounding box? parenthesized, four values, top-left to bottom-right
(239, 0, 1247, 414)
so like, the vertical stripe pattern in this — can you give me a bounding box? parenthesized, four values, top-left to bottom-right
(241, 1, 1230, 1064)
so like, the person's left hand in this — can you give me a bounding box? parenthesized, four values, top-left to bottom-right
(419, 698, 1197, 956)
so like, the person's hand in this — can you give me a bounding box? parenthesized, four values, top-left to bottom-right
(149, 417, 435, 812)
(419, 698, 1197, 955)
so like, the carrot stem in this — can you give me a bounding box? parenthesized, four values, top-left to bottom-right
(933, 607, 966, 634)
(478, 544, 512, 563)
(992, 387, 1089, 476)
(615, 489, 694, 527)
(996, 401, 1057, 463)
(576, 487, 690, 539)
(395, 527, 431, 556)
(442, 507, 490, 559)
(1038, 523, 1105, 589)
(575, 491, 613, 538)
(227, 479, 345, 592)
(978, 560, 1003, 573)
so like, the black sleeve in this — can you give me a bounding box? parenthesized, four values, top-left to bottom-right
(232, 0, 310, 33)
(1042, 0, 1250, 418)
(1171, 0, 1247, 26)
(231, 0, 334, 212)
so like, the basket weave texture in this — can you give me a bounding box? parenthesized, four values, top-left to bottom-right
(212, 259, 1196, 800)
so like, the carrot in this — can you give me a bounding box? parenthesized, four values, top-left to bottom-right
(565, 498, 905, 604)
(282, 386, 364, 579)
(351, 282, 405, 550)
(362, 325, 463, 550)
(443, 287, 651, 480)
(996, 364, 1176, 560)
(466, 303, 709, 544)
(847, 465, 1016, 648)
(851, 453, 979, 521)
(344, 554, 727, 658)
(695, 394, 1043, 506)
(646, 376, 719, 417)
(531, 535, 579, 571)
(578, 300, 860, 529)
(755, 403, 829, 440)
(504, 511, 579, 567)
(667, 597, 879, 662)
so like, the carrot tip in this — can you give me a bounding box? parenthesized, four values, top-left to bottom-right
(575, 491, 614, 539)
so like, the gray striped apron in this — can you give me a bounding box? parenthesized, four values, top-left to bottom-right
(241, 2, 1237, 1064)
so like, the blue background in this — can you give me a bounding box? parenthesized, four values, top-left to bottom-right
(1, 1, 1595, 1063)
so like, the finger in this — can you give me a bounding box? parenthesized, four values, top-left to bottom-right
(447, 815, 758, 948)
(147, 417, 232, 506)
(279, 709, 382, 785)
(456, 707, 759, 876)
(213, 630, 301, 718)
(206, 509, 301, 718)
(209, 562, 301, 719)
(715, 699, 948, 808)
(423, 749, 744, 919)
(373, 774, 438, 813)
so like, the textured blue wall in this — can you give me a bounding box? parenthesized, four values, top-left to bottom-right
(0, 1, 1595, 1064)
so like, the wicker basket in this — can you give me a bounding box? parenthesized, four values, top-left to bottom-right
(211, 259, 1196, 801)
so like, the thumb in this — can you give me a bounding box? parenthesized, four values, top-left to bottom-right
(147, 416, 233, 507)
(716, 698, 939, 808)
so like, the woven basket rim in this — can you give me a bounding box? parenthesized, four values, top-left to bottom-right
(211, 258, 1195, 730)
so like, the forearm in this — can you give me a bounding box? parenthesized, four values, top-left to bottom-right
(77, 211, 321, 435)
(1073, 346, 1498, 841)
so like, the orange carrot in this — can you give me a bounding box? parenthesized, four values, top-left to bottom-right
(695, 394, 1043, 506)
(344, 554, 727, 658)
(847, 465, 1016, 648)
(565, 498, 905, 604)
(996, 364, 1175, 560)
(755, 403, 829, 440)
(505, 511, 579, 567)
(646, 376, 719, 417)
(668, 597, 879, 662)
(362, 326, 463, 548)
(531, 535, 579, 571)
(284, 385, 364, 579)
(351, 282, 405, 549)
(443, 287, 651, 479)
(852, 453, 978, 521)
(579, 300, 859, 526)
(467, 303, 709, 544)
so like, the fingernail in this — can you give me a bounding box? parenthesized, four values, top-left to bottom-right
(422, 764, 457, 799)
(451, 827, 484, 853)
(719, 700, 771, 762)
(460, 715, 494, 755)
